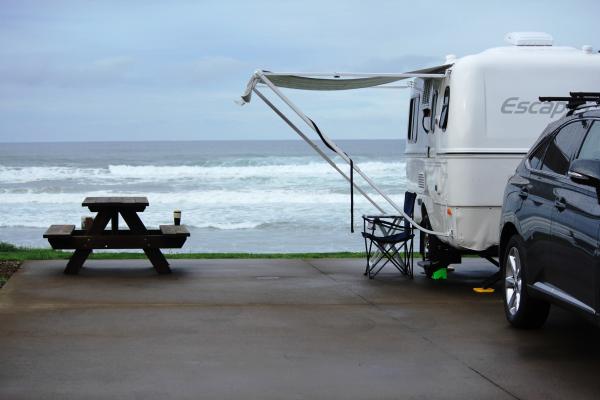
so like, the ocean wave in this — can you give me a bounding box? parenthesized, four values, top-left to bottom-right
(0, 166, 107, 184)
(0, 161, 405, 184)
(194, 221, 266, 230)
(0, 213, 361, 231)
(0, 189, 404, 230)
(0, 188, 403, 205)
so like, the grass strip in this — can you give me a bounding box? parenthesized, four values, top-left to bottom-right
(0, 242, 365, 261)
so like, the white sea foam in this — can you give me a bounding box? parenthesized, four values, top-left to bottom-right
(0, 161, 405, 184)
(0, 166, 107, 184)
(107, 161, 405, 180)
(195, 221, 265, 230)
(0, 189, 401, 205)
(0, 159, 406, 230)
(0, 187, 405, 229)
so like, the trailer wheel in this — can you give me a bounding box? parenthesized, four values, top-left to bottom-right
(419, 211, 459, 278)
(420, 214, 435, 279)
(420, 215, 428, 260)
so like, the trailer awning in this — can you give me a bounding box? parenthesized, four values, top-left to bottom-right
(237, 63, 453, 237)
(240, 64, 451, 103)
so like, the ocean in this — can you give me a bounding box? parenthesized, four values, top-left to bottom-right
(0, 140, 407, 253)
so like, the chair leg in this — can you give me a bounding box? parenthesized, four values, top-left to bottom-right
(369, 242, 389, 278)
(365, 238, 388, 278)
(369, 242, 403, 278)
(364, 237, 373, 276)
(368, 239, 416, 279)
(409, 238, 414, 279)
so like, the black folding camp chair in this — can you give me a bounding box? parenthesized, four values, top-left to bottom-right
(361, 191, 416, 279)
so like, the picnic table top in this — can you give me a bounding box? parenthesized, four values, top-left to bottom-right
(82, 197, 149, 208)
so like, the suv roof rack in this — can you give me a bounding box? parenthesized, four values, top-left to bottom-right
(539, 92, 600, 116)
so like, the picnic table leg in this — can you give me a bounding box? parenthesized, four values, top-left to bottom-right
(111, 210, 119, 232)
(64, 211, 112, 275)
(120, 210, 172, 274)
(65, 249, 92, 275)
(143, 248, 171, 274)
(119, 210, 146, 231)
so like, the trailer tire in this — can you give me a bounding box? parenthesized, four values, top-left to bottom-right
(420, 213, 435, 279)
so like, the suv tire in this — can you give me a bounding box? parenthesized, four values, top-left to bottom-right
(502, 234, 550, 328)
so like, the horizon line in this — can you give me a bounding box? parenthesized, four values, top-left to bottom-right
(0, 138, 405, 144)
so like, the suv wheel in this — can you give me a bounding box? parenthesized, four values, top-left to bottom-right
(503, 235, 550, 328)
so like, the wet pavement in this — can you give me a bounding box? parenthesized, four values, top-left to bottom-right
(0, 258, 598, 399)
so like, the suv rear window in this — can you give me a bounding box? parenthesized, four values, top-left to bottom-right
(528, 141, 548, 169)
(577, 121, 600, 160)
(541, 121, 588, 175)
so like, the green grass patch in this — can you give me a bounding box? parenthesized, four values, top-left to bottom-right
(0, 242, 365, 261)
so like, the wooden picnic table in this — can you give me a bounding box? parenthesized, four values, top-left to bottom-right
(43, 196, 189, 275)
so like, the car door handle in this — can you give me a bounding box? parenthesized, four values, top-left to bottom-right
(554, 197, 566, 211)
(518, 188, 529, 199)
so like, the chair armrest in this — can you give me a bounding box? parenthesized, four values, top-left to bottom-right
(379, 221, 409, 231)
(363, 215, 408, 230)
(362, 214, 404, 219)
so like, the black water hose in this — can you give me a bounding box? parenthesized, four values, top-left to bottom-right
(350, 159, 354, 233)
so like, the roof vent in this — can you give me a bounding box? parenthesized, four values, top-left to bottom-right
(505, 32, 553, 46)
(445, 54, 457, 63)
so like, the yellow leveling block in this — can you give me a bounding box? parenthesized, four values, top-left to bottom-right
(473, 287, 495, 294)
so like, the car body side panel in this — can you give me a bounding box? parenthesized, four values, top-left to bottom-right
(550, 181, 600, 310)
(516, 168, 555, 282)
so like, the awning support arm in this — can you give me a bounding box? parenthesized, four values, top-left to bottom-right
(253, 88, 384, 213)
(255, 71, 450, 237)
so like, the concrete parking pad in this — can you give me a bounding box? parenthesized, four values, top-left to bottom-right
(1, 258, 599, 399)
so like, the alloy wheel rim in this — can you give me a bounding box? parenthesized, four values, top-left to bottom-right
(505, 246, 522, 316)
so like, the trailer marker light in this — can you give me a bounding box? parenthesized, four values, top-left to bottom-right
(447, 208, 452, 216)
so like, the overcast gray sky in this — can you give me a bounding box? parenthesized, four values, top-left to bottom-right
(1, 0, 599, 142)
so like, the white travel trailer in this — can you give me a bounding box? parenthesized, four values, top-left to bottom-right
(240, 32, 600, 273)
(405, 32, 600, 269)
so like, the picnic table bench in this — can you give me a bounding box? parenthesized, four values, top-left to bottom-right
(43, 197, 189, 275)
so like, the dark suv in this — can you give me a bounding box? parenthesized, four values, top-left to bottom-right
(500, 93, 600, 328)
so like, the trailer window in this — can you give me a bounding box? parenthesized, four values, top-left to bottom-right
(407, 97, 419, 143)
(430, 90, 438, 132)
(439, 86, 450, 131)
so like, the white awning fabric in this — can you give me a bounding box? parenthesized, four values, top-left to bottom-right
(265, 75, 403, 91)
(239, 64, 451, 103)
